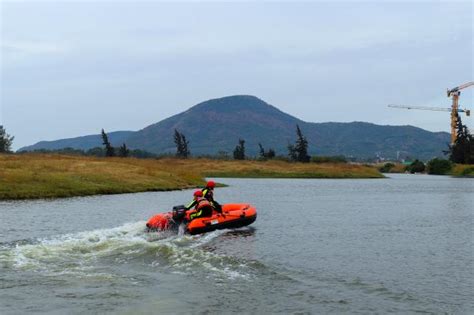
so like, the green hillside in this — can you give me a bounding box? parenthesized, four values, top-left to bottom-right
(125, 95, 450, 160)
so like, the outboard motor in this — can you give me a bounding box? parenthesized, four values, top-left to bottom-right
(172, 205, 187, 222)
(146, 205, 188, 233)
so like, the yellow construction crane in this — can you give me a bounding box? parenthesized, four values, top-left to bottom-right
(388, 104, 470, 116)
(447, 81, 473, 144)
(388, 81, 473, 144)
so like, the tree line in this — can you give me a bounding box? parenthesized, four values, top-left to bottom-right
(381, 158, 457, 175)
(174, 124, 311, 162)
(3, 118, 473, 164)
(379, 117, 473, 175)
(98, 125, 309, 162)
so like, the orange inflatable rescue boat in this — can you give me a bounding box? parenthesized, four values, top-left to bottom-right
(146, 203, 257, 235)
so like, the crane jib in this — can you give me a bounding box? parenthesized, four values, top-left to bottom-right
(387, 104, 469, 114)
(388, 81, 472, 145)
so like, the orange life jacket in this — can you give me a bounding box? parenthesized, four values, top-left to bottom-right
(196, 197, 211, 210)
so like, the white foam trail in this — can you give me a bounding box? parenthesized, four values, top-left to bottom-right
(5, 222, 148, 272)
(189, 229, 227, 248)
(1, 222, 252, 281)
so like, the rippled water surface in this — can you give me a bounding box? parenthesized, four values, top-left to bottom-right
(1, 174, 473, 314)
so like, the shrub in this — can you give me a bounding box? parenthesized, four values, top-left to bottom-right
(427, 158, 452, 175)
(406, 159, 425, 174)
(311, 155, 347, 164)
(460, 167, 474, 176)
(379, 162, 395, 173)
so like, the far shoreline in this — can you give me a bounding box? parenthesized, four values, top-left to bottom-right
(0, 154, 383, 201)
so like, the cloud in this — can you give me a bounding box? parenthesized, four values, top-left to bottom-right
(1, 1, 472, 150)
(1, 40, 69, 67)
(2, 40, 67, 55)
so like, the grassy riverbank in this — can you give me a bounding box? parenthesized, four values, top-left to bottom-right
(376, 162, 474, 177)
(0, 154, 382, 200)
(451, 164, 474, 177)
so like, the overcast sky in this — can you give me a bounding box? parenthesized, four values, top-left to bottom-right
(1, 1, 472, 150)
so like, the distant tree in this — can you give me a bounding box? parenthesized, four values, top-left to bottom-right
(86, 147, 105, 157)
(266, 148, 276, 159)
(101, 129, 115, 157)
(448, 115, 473, 164)
(258, 143, 276, 160)
(427, 158, 453, 175)
(87, 147, 155, 158)
(295, 125, 310, 162)
(174, 129, 190, 158)
(233, 139, 246, 160)
(287, 143, 297, 162)
(311, 155, 347, 163)
(217, 150, 230, 160)
(129, 149, 157, 159)
(118, 143, 129, 158)
(258, 143, 265, 159)
(181, 134, 190, 158)
(54, 147, 84, 156)
(406, 159, 425, 174)
(174, 129, 182, 155)
(288, 125, 310, 162)
(20, 147, 85, 156)
(0, 125, 14, 153)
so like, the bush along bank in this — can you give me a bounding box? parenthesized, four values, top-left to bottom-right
(378, 158, 473, 177)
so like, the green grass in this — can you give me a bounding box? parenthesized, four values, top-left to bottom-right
(0, 154, 383, 200)
(450, 164, 474, 177)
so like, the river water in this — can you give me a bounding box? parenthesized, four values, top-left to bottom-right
(0, 174, 473, 314)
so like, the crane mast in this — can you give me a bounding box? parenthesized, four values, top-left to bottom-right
(447, 82, 473, 144)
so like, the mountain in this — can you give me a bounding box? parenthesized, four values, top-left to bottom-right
(302, 122, 450, 160)
(19, 95, 451, 160)
(125, 95, 450, 160)
(19, 131, 134, 152)
(125, 95, 303, 155)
